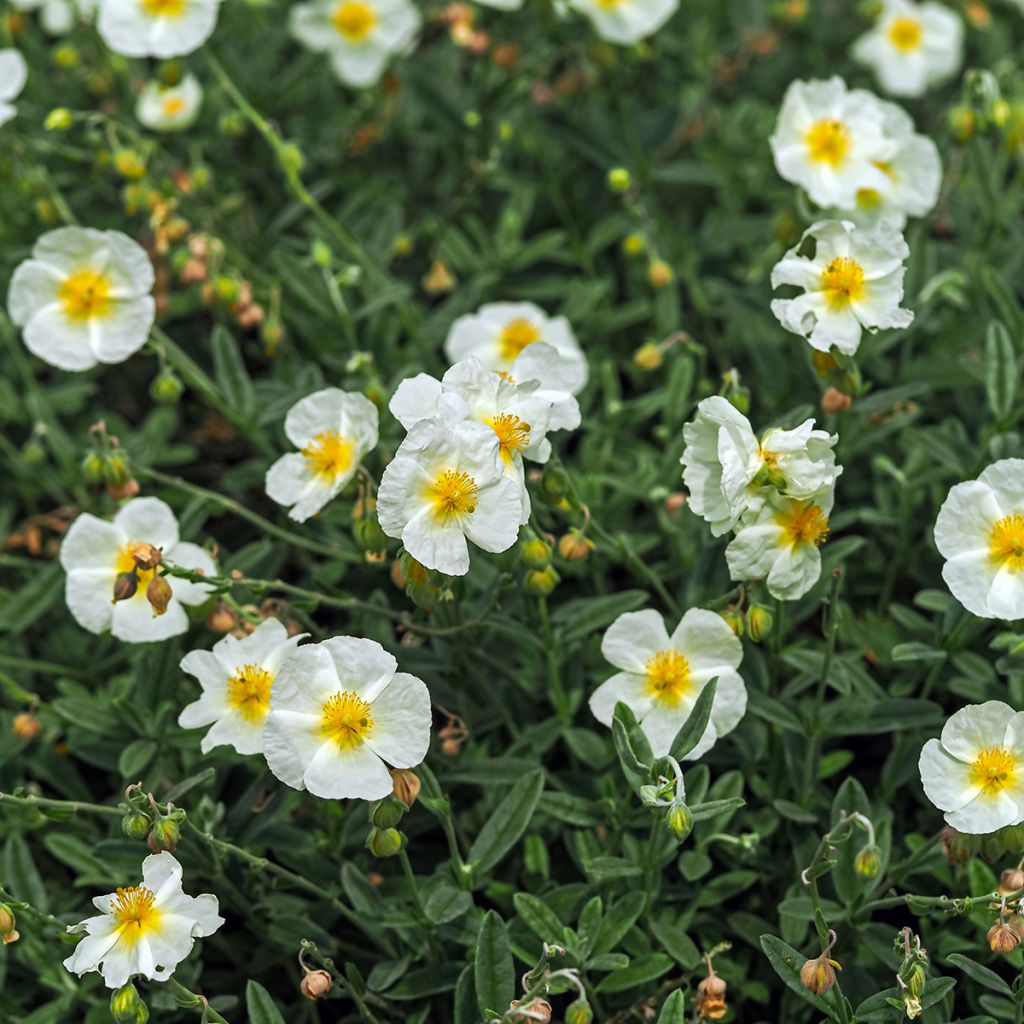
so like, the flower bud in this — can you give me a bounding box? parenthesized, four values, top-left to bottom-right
(146, 574, 173, 617)
(114, 149, 146, 180)
(509, 1000, 552, 1023)
(13, 711, 40, 740)
(948, 106, 975, 144)
(745, 604, 773, 642)
(44, 107, 73, 131)
(208, 604, 238, 633)
(82, 451, 105, 484)
(538, 466, 569, 500)
(150, 369, 184, 404)
(370, 795, 405, 829)
(300, 969, 332, 1000)
(648, 259, 673, 288)
(988, 920, 1020, 954)
(821, 387, 852, 414)
(558, 529, 594, 562)
(131, 543, 163, 572)
(800, 955, 838, 995)
(0, 904, 17, 943)
(103, 451, 132, 486)
(147, 815, 181, 853)
(279, 141, 305, 177)
(565, 998, 593, 1024)
(122, 809, 151, 841)
(721, 609, 744, 637)
(854, 843, 882, 879)
(367, 826, 403, 858)
(633, 341, 662, 370)
(113, 571, 139, 603)
(521, 537, 552, 569)
(622, 233, 645, 256)
(999, 868, 1024, 895)
(524, 565, 560, 597)
(110, 981, 150, 1023)
(607, 167, 631, 192)
(353, 514, 389, 553)
(665, 802, 693, 841)
(391, 768, 421, 808)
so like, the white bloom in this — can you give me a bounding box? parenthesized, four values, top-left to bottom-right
(589, 608, 747, 760)
(934, 458, 1024, 620)
(391, 357, 556, 523)
(10, 0, 91, 32)
(473, 0, 521, 8)
(852, 0, 963, 98)
(566, 0, 678, 44)
(265, 388, 379, 523)
(136, 73, 202, 132)
(59, 497, 217, 643)
(263, 636, 431, 801)
(63, 852, 223, 989)
(770, 77, 896, 209)
(0, 50, 27, 128)
(178, 619, 307, 755)
(770, 219, 913, 356)
(97, 0, 222, 58)
(7, 227, 155, 372)
(725, 494, 832, 600)
(290, 0, 420, 89)
(919, 701, 1024, 834)
(377, 418, 522, 575)
(680, 396, 841, 537)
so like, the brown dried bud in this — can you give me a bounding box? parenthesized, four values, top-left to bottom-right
(800, 954, 838, 995)
(664, 492, 687, 516)
(941, 826, 970, 866)
(441, 737, 461, 756)
(558, 529, 594, 562)
(300, 969, 332, 1000)
(207, 604, 238, 633)
(822, 387, 853, 414)
(107, 477, 140, 500)
(391, 768, 421, 808)
(237, 303, 265, 328)
(492, 43, 519, 70)
(0, 904, 16, 941)
(113, 570, 139, 603)
(131, 542, 162, 571)
(509, 999, 552, 1023)
(145, 574, 173, 616)
(999, 868, 1024, 896)
(12, 712, 40, 741)
(698, 973, 727, 999)
(988, 920, 1020, 954)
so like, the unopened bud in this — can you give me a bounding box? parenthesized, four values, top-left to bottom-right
(370, 795, 405, 829)
(746, 604, 773, 642)
(145, 574, 173, 616)
(0, 905, 16, 943)
(391, 768, 421, 808)
(999, 868, 1024, 895)
(122, 809, 151, 841)
(103, 451, 132, 486)
(45, 107, 73, 131)
(82, 451, 105, 483)
(558, 529, 594, 562)
(131, 543, 162, 571)
(948, 105, 975, 144)
(665, 802, 693, 841)
(279, 141, 305, 177)
(207, 604, 237, 633)
(648, 259, 673, 288)
(150, 368, 184, 404)
(353, 513, 389, 553)
(821, 386, 852, 414)
(114, 149, 146, 180)
(509, 999, 552, 1023)
(665, 491, 686, 515)
(538, 466, 569, 500)
(633, 341, 662, 370)
(110, 981, 149, 1023)
(12, 711, 40, 740)
(147, 815, 181, 853)
(300, 969, 332, 1000)
(565, 998, 593, 1024)
(800, 954, 838, 995)
(989, 920, 1020, 954)
(607, 167, 631, 192)
(367, 826, 403, 858)
(854, 843, 882, 879)
(524, 565, 560, 596)
(721, 609, 744, 637)
(113, 570, 139, 603)
(521, 537, 552, 569)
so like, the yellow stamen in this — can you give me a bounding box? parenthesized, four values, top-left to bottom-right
(593, 0, 626, 8)
(58, 268, 114, 323)
(887, 15, 923, 52)
(970, 747, 1018, 795)
(820, 257, 866, 310)
(321, 690, 374, 748)
(497, 318, 542, 362)
(775, 502, 830, 549)
(226, 664, 274, 723)
(856, 188, 882, 209)
(990, 513, 1024, 571)
(429, 469, 478, 520)
(111, 886, 160, 945)
(486, 413, 531, 464)
(805, 118, 851, 168)
(140, 0, 187, 16)
(331, 0, 377, 41)
(302, 431, 355, 480)
(644, 650, 691, 705)
(162, 95, 187, 117)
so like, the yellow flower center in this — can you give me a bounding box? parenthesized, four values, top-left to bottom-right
(820, 257, 866, 310)
(644, 650, 691, 705)
(775, 502, 830, 549)
(887, 15, 923, 52)
(429, 468, 478, 520)
(321, 690, 374, 748)
(856, 188, 882, 209)
(486, 413, 531, 464)
(162, 95, 187, 117)
(302, 431, 355, 480)
(58, 268, 114, 323)
(115, 542, 155, 599)
(226, 664, 274, 723)
(805, 118, 851, 168)
(593, 0, 627, 8)
(497, 318, 542, 362)
(990, 513, 1024, 571)
(140, 0, 187, 17)
(331, 0, 377, 41)
(111, 886, 161, 945)
(970, 747, 1018, 795)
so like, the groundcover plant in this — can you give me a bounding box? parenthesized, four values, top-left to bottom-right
(2, 0, 1024, 1021)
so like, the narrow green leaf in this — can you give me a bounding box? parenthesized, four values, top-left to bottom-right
(668, 678, 718, 761)
(468, 769, 545, 875)
(613, 702, 650, 776)
(474, 910, 514, 1016)
(3, 835, 48, 913)
(656, 990, 687, 1024)
(513, 892, 565, 943)
(985, 320, 1018, 420)
(245, 980, 287, 1024)
(211, 324, 256, 420)
(946, 953, 1013, 998)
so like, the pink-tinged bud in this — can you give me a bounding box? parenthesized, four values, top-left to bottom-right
(800, 955, 838, 995)
(300, 970, 332, 1000)
(113, 571, 139, 602)
(145, 574, 173, 616)
(12, 712, 40, 740)
(822, 387, 853, 414)
(1000, 868, 1024, 895)
(391, 768, 421, 808)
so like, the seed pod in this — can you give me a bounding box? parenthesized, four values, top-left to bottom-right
(391, 768, 421, 808)
(122, 809, 152, 841)
(800, 954, 837, 995)
(113, 571, 139, 603)
(367, 827, 402, 858)
(988, 920, 1020, 954)
(300, 969, 332, 1000)
(145, 574, 173, 616)
(131, 543, 162, 571)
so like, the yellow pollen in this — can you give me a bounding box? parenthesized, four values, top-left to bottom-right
(162, 95, 187, 117)
(872, 159, 897, 182)
(486, 413, 531, 464)
(887, 15, 923, 52)
(970, 747, 1018, 795)
(856, 188, 882, 209)
(775, 502, 830, 549)
(593, 0, 627, 8)
(140, 0, 187, 16)
(226, 664, 274, 723)
(820, 256, 866, 311)
(302, 431, 355, 480)
(805, 118, 851, 168)
(331, 0, 377, 41)
(429, 468, 478, 520)
(989, 513, 1024, 571)
(58, 268, 114, 323)
(497, 318, 542, 362)
(111, 886, 160, 945)
(321, 690, 374, 748)
(645, 650, 691, 705)
(115, 542, 155, 598)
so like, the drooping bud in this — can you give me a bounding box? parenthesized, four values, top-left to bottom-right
(122, 809, 152, 841)
(147, 814, 182, 853)
(508, 999, 552, 1023)
(12, 711, 40, 740)
(300, 969, 332, 1000)
(370, 796, 405, 829)
(110, 981, 150, 1023)
(558, 529, 594, 562)
(854, 843, 882, 879)
(564, 998, 593, 1024)
(524, 566, 560, 597)
(150, 368, 185, 404)
(145, 574, 173, 617)
(745, 604, 774, 642)
(633, 341, 663, 370)
(695, 971, 727, 1020)
(648, 259, 673, 288)
(521, 537, 553, 569)
(81, 451, 105, 484)
(999, 868, 1024, 895)
(800, 954, 838, 995)
(113, 570, 139, 603)
(665, 803, 693, 842)
(0, 904, 17, 945)
(367, 826, 403, 858)
(720, 609, 744, 637)
(391, 768, 421, 809)
(130, 543, 162, 571)
(988, 920, 1020, 954)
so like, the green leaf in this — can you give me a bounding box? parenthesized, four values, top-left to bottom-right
(474, 910, 514, 1016)
(656, 991, 687, 1024)
(3, 834, 48, 913)
(245, 980, 286, 1024)
(596, 952, 674, 993)
(118, 738, 158, 779)
(855, 976, 955, 1019)
(946, 953, 1013, 998)
(613, 701, 651, 776)
(593, 891, 645, 955)
(211, 324, 256, 420)
(759, 935, 831, 1014)
(513, 892, 565, 943)
(552, 589, 649, 643)
(985, 320, 1018, 420)
(668, 678, 717, 761)
(468, 769, 545, 875)
(425, 884, 473, 925)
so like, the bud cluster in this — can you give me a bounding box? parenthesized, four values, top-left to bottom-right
(119, 785, 186, 855)
(366, 770, 421, 858)
(112, 542, 173, 619)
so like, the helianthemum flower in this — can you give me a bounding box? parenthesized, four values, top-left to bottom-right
(290, 0, 421, 88)
(63, 852, 223, 989)
(770, 77, 895, 209)
(852, 0, 963, 99)
(681, 396, 841, 537)
(770, 219, 913, 356)
(390, 357, 557, 523)
(919, 701, 1024, 833)
(934, 459, 1024, 620)
(7, 227, 156, 372)
(376, 417, 522, 575)
(178, 619, 307, 755)
(97, 0, 223, 58)
(136, 73, 203, 132)
(589, 608, 747, 759)
(566, 0, 679, 45)
(0, 49, 27, 127)
(265, 388, 379, 523)
(263, 636, 431, 800)
(60, 497, 217, 643)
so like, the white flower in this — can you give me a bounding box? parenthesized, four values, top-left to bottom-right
(178, 619, 307, 755)
(59, 497, 217, 643)
(770, 77, 895, 209)
(63, 852, 223, 989)
(97, 0, 222, 58)
(265, 388, 379, 523)
(473, 0, 521, 8)
(934, 458, 1024, 620)
(290, 0, 420, 89)
(7, 227, 155, 372)
(919, 701, 1024, 834)
(0, 50, 27, 128)
(377, 417, 522, 575)
(263, 636, 431, 801)
(391, 357, 556, 523)
(770, 219, 913, 356)
(588, 608, 747, 760)
(852, 0, 963, 98)
(444, 302, 587, 429)
(680, 396, 841, 537)
(566, 0, 678, 44)
(10, 0, 87, 33)
(136, 73, 202, 132)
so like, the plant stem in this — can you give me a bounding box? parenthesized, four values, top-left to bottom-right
(537, 595, 569, 717)
(801, 570, 842, 801)
(166, 978, 232, 1023)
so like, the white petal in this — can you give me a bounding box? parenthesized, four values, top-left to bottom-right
(364, 672, 431, 768)
(601, 610, 670, 672)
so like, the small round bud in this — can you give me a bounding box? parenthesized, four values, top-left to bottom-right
(854, 843, 882, 879)
(558, 529, 594, 562)
(131, 543, 163, 572)
(821, 387, 852, 414)
(607, 167, 631, 192)
(988, 920, 1020, 954)
(538, 466, 570, 499)
(207, 604, 237, 633)
(524, 565, 560, 597)
(0, 904, 15, 943)
(44, 107, 73, 131)
(300, 969, 332, 1000)
(665, 492, 687, 515)
(82, 451, 105, 484)
(113, 571, 139, 603)
(147, 815, 181, 854)
(150, 369, 184, 404)
(367, 826, 403, 858)
(992, 99, 1010, 127)
(800, 954, 838, 995)
(622, 232, 645, 256)
(391, 768, 421, 808)
(52, 45, 79, 68)
(146, 574, 173, 617)
(370, 795, 406, 829)
(13, 712, 40, 740)
(463, 110, 481, 129)
(720, 609, 744, 637)
(648, 259, 673, 288)
(353, 514, 389, 553)
(521, 537, 552, 569)
(746, 604, 774, 643)
(122, 809, 151, 841)
(113, 149, 146, 180)
(633, 341, 662, 370)
(279, 142, 305, 177)
(103, 451, 132, 486)
(999, 868, 1024, 895)
(665, 803, 693, 841)
(311, 239, 332, 266)
(565, 998, 593, 1024)
(948, 106, 975, 144)
(110, 981, 150, 1023)
(509, 999, 552, 1023)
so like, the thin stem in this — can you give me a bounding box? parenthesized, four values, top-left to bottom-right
(166, 978, 232, 1023)
(801, 570, 842, 800)
(537, 596, 569, 717)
